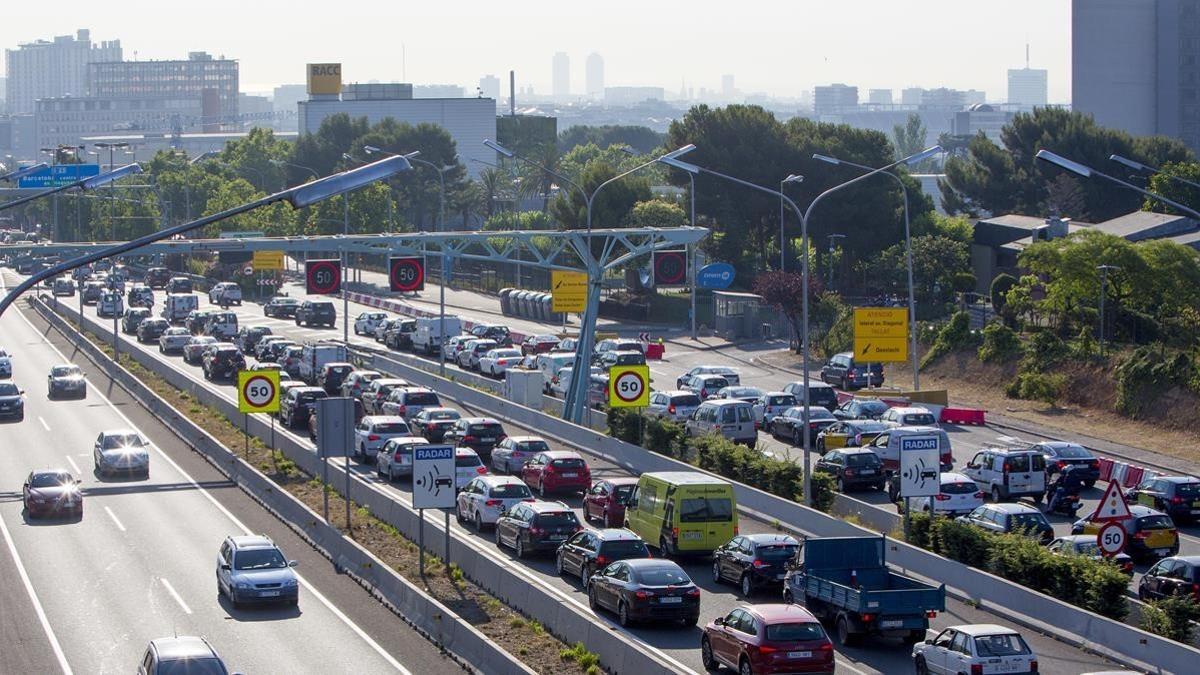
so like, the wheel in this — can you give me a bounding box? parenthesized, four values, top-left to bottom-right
(494, 527, 504, 548)
(603, 508, 613, 528)
(555, 553, 566, 575)
(474, 511, 484, 531)
(836, 615, 859, 647)
(915, 656, 929, 675)
(836, 477, 846, 493)
(817, 438, 825, 452)
(1084, 480, 1097, 489)
(455, 505, 465, 524)
(701, 638, 717, 671)
(660, 536, 675, 558)
(618, 601, 632, 627)
(738, 657, 753, 675)
(588, 584, 600, 610)
(792, 429, 802, 446)
(580, 565, 591, 588)
(514, 536, 526, 559)
(740, 573, 754, 597)
(712, 560, 723, 584)
(992, 486, 1003, 502)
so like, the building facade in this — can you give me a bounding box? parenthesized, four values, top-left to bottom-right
(868, 88, 893, 106)
(5, 29, 122, 115)
(813, 84, 859, 115)
(552, 52, 570, 100)
(586, 54, 604, 99)
(34, 95, 205, 151)
(87, 52, 239, 124)
(479, 75, 501, 102)
(1007, 68, 1048, 108)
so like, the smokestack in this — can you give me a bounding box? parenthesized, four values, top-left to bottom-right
(509, 70, 515, 117)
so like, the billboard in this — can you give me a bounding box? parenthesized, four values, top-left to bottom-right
(17, 164, 101, 189)
(307, 63, 343, 95)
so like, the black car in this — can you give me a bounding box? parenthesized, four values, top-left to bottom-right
(471, 323, 513, 346)
(413, 408, 461, 442)
(235, 326, 273, 353)
(959, 503, 1054, 545)
(144, 267, 171, 289)
(317, 363, 354, 394)
(494, 500, 582, 557)
(185, 310, 214, 335)
(586, 558, 700, 627)
(0, 382, 25, 421)
(385, 318, 417, 350)
(770, 406, 837, 446)
(166, 276, 193, 294)
(295, 300, 336, 327)
(1030, 441, 1100, 486)
(279, 386, 328, 427)
(202, 347, 245, 381)
(780, 381, 840, 411)
(556, 528, 651, 587)
(815, 448, 886, 491)
(121, 308, 152, 334)
(1129, 476, 1200, 524)
(1139, 556, 1200, 602)
(264, 297, 301, 318)
(136, 318, 170, 343)
(832, 397, 890, 421)
(820, 352, 884, 389)
(444, 417, 507, 461)
(712, 534, 800, 596)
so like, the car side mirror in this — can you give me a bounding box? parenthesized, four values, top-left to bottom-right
(220, 563, 231, 571)
(714, 617, 725, 626)
(627, 498, 638, 509)
(288, 560, 299, 568)
(924, 639, 933, 646)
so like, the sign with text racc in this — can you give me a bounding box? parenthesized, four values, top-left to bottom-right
(305, 259, 341, 295)
(17, 164, 100, 189)
(307, 63, 342, 95)
(853, 307, 908, 363)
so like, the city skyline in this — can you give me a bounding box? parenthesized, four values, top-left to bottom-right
(1, 0, 1072, 102)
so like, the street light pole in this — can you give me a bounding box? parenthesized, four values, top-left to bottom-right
(690, 172, 697, 340)
(1038, 150, 1200, 221)
(1097, 264, 1121, 353)
(779, 175, 803, 271)
(826, 233, 846, 290)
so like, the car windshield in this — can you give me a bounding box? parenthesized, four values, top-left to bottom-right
(904, 413, 937, 425)
(600, 540, 649, 558)
(489, 483, 532, 499)
(1051, 444, 1092, 459)
(374, 423, 410, 434)
(765, 622, 827, 642)
(455, 454, 482, 467)
(768, 395, 796, 407)
(103, 433, 146, 449)
(680, 497, 734, 522)
(1009, 513, 1048, 531)
(30, 473, 72, 488)
(234, 548, 289, 570)
(1177, 482, 1200, 497)
(810, 408, 836, 421)
(756, 544, 799, 560)
(846, 453, 881, 467)
(1072, 541, 1101, 555)
(535, 512, 578, 528)
(636, 566, 690, 586)
(942, 481, 978, 494)
(156, 657, 228, 675)
(1140, 515, 1175, 530)
(51, 366, 80, 377)
(973, 633, 1032, 657)
(406, 392, 439, 405)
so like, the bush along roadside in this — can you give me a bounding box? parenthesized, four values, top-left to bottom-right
(1140, 596, 1200, 643)
(606, 409, 836, 512)
(905, 512, 1129, 621)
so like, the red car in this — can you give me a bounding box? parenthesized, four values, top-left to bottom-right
(521, 450, 591, 497)
(521, 334, 561, 356)
(583, 477, 639, 527)
(702, 604, 834, 675)
(23, 469, 84, 519)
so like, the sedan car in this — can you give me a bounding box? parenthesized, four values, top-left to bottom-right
(960, 503, 1054, 545)
(712, 534, 800, 596)
(521, 334, 561, 355)
(0, 381, 25, 421)
(587, 558, 700, 627)
(183, 336, 218, 365)
(646, 390, 703, 423)
(495, 500, 582, 558)
(479, 348, 524, 377)
(703, 604, 834, 675)
(412, 407, 461, 442)
(751, 392, 797, 428)
(1049, 535, 1134, 576)
(376, 437, 429, 481)
(714, 386, 765, 404)
(583, 477, 638, 527)
(815, 448, 885, 492)
(556, 528, 651, 587)
(94, 429, 151, 477)
(893, 472, 985, 517)
(353, 311, 389, 336)
(138, 636, 232, 675)
(47, 364, 86, 398)
(455, 475, 533, 530)
(263, 296, 301, 318)
(676, 365, 741, 388)
(216, 535, 299, 608)
(158, 327, 192, 354)
(352, 415, 412, 462)
(1128, 475, 1200, 524)
(879, 406, 939, 427)
(23, 469, 83, 518)
(521, 450, 591, 497)
(1030, 441, 1101, 486)
(913, 625, 1037, 675)
(770, 406, 837, 446)
(341, 370, 383, 399)
(444, 417, 506, 461)
(490, 435, 551, 474)
(816, 419, 897, 452)
(136, 318, 170, 343)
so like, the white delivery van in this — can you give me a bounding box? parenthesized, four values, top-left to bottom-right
(298, 341, 349, 385)
(162, 293, 199, 324)
(412, 316, 463, 355)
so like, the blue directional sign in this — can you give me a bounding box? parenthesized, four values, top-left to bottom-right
(17, 164, 101, 189)
(696, 262, 736, 289)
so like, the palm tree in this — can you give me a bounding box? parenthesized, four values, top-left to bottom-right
(478, 168, 505, 219)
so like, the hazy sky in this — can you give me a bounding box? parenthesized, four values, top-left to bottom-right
(3, 0, 1072, 102)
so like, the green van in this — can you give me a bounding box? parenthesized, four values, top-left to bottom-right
(624, 472, 738, 556)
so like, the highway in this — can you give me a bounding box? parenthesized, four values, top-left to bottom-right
(39, 274, 1124, 675)
(0, 274, 451, 674)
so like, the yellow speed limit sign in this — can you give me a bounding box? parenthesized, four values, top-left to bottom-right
(238, 369, 281, 414)
(608, 365, 650, 408)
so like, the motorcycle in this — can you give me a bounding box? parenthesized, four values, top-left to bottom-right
(1045, 485, 1083, 516)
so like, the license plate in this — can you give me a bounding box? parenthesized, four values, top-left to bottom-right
(480, 437, 495, 442)
(659, 596, 682, 604)
(776, 573, 786, 580)
(562, 472, 578, 478)
(787, 651, 812, 659)
(1155, 548, 1170, 556)
(880, 619, 903, 628)
(682, 531, 702, 540)
(859, 469, 875, 475)
(548, 535, 566, 540)
(261, 591, 280, 597)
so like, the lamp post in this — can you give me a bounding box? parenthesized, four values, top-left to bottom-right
(826, 233, 846, 290)
(1038, 150, 1200, 222)
(779, 174, 803, 271)
(1110, 154, 1200, 193)
(94, 142, 129, 241)
(661, 145, 941, 506)
(1096, 264, 1121, 353)
(813, 152, 925, 390)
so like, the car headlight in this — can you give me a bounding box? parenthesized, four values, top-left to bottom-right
(234, 580, 252, 590)
(284, 578, 298, 587)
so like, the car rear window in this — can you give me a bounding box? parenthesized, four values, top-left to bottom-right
(973, 633, 1032, 657)
(680, 497, 733, 522)
(489, 483, 532, 499)
(551, 458, 587, 470)
(375, 423, 410, 434)
(470, 423, 504, 435)
(637, 567, 690, 586)
(519, 440, 551, 453)
(599, 540, 650, 558)
(903, 413, 937, 425)
(614, 484, 635, 501)
(426, 410, 459, 421)
(297, 391, 327, 403)
(768, 395, 796, 407)
(455, 454, 482, 468)
(1177, 482, 1200, 497)
(157, 658, 228, 675)
(535, 511, 579, 528)
(765, 622, 826, 642)
(942, 481, 978, 495)
(1139, 515, 1175, 530)
(756, 544, 798, 560)
(846, 453, 881, 467)
(1009, 513, 1048, 531)
(671, 394, 702, 407)
(1052, 444, 1092, 459)
(406, 392, 440, 406)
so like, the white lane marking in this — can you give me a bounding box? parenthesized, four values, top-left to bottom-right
(836, 659, 870, 675)
(38, 416, 50, 431)
(160, 578, 192, 614)
(64, 455, 81, 475)
(0, 506, 74, 675)
(103, 506, 126, 533)
(13, 293, 412, 675)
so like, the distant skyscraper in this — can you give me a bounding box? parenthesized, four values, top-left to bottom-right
(479, 75, 500, 101)
(552, 52, 570, 100)
(901, 88, 925, 106)
(721, 74, 735, 100)
(5, 29, 122, 114)
(1072, 0, 1200, 152)
(88, 52, 239, 121)
(1008, 45, 1048, 109)
(586, 53, 604, 99)
(868, 89, 893, 105)
(813, 84, 858, 115)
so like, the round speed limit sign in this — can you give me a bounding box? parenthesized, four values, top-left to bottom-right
(608, 365, 649, 408)
(1097, 521, 1127, 556)
(238, 370, 281, 413)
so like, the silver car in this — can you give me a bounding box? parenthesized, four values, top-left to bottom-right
(216, 535, 299, 608)
(158, 327, 192, 354)
(47, 364, 86, 399)
(94, 429, 150, 477)
(376, 437, 428, 481)
(645, 390, 702, 422)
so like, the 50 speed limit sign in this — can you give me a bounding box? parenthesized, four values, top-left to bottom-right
(608, 365, 649, 408)
(1096, 521, 1127, 556)
(238, 370, 281, 414)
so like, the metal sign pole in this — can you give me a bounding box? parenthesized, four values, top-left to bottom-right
(418, 510, 425, 576)
(244, 413, 249, 458)
(345, 450, 351, 530)
(444, 511, 451, 566)
(322, 444, 330, 523)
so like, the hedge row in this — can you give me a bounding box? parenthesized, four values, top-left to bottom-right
(907, 513, 1129, 620)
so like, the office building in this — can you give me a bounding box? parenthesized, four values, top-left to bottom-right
(604, 86, 665, 106)
(297, 81, 495, 179)
(239, 93, 272, 116)
(1008, 47, 1048, 109)
(722, 74, 735, 101)
(414, 84, 464, 98)
(88, 52, 238, 126)
(272, 84, 306, 131)
(479, 74, 501, 102)
(34, 95, 205, 151)
(552, 52, 570, 100)
(868, 89, 893, 106)
(813, 84, 859, 115)
(952, 104, 1015, 141)
(586, 53, 604, 100)
(0, 77, 6, 114)
(901, 87, 924, 106)
(1073, 0, 1200, 152)
(5, 29, 122, 115)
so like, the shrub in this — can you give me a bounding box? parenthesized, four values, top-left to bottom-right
(605, 408, 641, 444)
(687, 434, 833, 512)
(1020, 330, 1069, 373)
(930, 518, 992, 568)
(990, 273, 1018, 315)
(1114, 344, 1196, 417)
(1005, 372, 1066, 406)
(920, 311, 978, 367)
(977, 322, 1022, 363)
(643, 417, 688, 459)
(1141, 596, 1200, 642)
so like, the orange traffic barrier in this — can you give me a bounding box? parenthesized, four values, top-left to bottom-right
(939, 407, 986, 425)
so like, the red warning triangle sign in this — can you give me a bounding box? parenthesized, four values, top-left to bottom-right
(1090, 481, 1133, 522)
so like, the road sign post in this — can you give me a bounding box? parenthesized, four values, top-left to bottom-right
(237, 369, 280, 475)
(898, 434, 941, 534)
(608, 365, 650, 408)
(551, 270, 587, 313)
(314, 397, 354, 526)
(413, 445, 455, 577)
(853, 307, 909, 364)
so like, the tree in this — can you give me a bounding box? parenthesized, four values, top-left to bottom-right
(1147, 161, 1200, 216)
(219, 127, 292, 193)
(549, 160, 650, 229)
(624, 200, 687, 228)
(876, 235, 971, 308)
(753, 271, 823, 349)
(477, 168, 511, 218)
(892, 113, 927, 162)
(1042, 173, 1087, 218)
(290, 113, 370, 180)
(559, 125, 664, 154)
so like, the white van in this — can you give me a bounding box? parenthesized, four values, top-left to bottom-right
(97, 292, 124, 318)
(962, 447, 1048, 502)
(412, 316, 463, 355)
(205, 311, 239, 339)
(865, 426, 953, 475)
(684, 399, 757, 446)
(162, 293, 200, 324)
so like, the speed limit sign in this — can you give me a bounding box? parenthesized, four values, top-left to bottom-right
(238, 370, 281, 413)
(608, 365, 649, 408)
(1097, 521, 1127, 556)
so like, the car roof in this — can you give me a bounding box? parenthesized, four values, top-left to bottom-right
(462, 417, 502, 424)
(541, 450, 582, 459)
(527, 500, 572, 512)
(661, 390, 699, 397)
(506, 435, 545, 442)
(951, 624, 1021, 637)
(625, 558, 683, 570)
(100, 428, 138, 436)
(1169, 555, 1200, 564)
(31, 468, 73, 477)
(594, 528, 643, 541)
(363, 415, 407, 424)
(941, 472, 972, 483)
(478, 475, 525, 487)
(892, 425, 943, 434)
(889, 406, 932, 414)
(1057, 535, 1097, 544)
(1129, 504, 1167, 517)
(746, 603, 819, 623)
(1038, 441, 1084, 449)
(643, 471, 730, 486)
(229, 534, 275, 550)
(598, 476, 639, 486)
(989, 502, 1041, 514)
(705, 398, 750, 406)
(1160, 476, 1200, 484)
(744, 533, 799, 546)
(150, 636, 217, 661)
(840, 448, 878, 456)
(455, 447, 480, 457)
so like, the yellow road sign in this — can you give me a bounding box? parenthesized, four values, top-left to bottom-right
(551, 270, 587, 313)
(854, 307, 908, 338)
(253, 250, 284, 271)
(238, 369, 281, 413)
(608, 365, 650, 408)
(854, 337, 908, 363)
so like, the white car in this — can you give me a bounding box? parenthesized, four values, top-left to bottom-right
(352, 415, 412, 462)
(899, 472, 984, 517)
(478, 348, 524, 377)
(456, 475, 533, 529)
(0, 347, 11, 377)
(442, 334, 471, 362)
(97, 292, 124, 318)
(208, 282, 242, 306)
(183, 336, 218, 365)
(454, 447, 487, 488)
(93, 429, 151, 477)
(913, 624, 1037, 675)
(158, 327, 192, 354)
(676, 365, 740, 388)
(354, 312, 389, 336)
(646, 390, 702, 422)
(880, 406, 939, 427)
